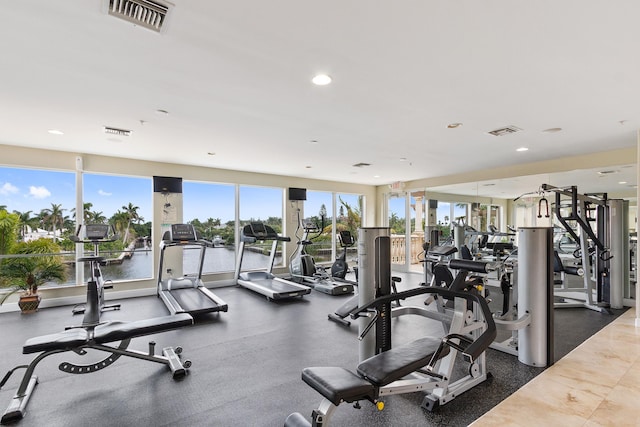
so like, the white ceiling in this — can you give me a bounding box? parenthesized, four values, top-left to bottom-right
(1, 1, 639, 198)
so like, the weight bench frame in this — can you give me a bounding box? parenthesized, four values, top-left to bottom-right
(1, 313, 193, 424)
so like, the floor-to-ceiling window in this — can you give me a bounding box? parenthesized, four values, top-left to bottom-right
(239, 185, 284, 269)
(0, 166, 76, 290)
(183, 181, 236, 274)
(82, 173, 153, 283)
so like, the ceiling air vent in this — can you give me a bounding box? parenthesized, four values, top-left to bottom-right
(106, 0, 171, 33)
(487, 125, 522, 137)
(104, 126, 132, 137)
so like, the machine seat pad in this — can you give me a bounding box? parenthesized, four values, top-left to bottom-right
(93, 314, 193, 344)
(357, 337, 447, 386)
(301, 367, 376, 406)
(23, 328, 89, 354)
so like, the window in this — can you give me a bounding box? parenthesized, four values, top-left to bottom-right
(183, 181, 236, 274)
(301, 191, 332, 263)
(239, 185, 283, 268)
(82, 173, 153, 283)
(0, 166, 75, 288)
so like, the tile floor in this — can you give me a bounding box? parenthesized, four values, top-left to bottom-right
(471, 309, 640, 427)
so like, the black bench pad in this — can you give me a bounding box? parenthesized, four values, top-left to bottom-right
(357, 337, 447, 386)
(23, 328, 89, 354)
(93, 314, 193, 344)
(302, 367, 376, 406)
(23, 314, 193, 354)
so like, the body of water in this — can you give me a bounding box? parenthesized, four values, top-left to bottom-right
(60, 245, 283, 286)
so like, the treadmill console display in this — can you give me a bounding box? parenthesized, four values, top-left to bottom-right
(85, 224, 110, 240)
(170, 224, 196, 242)
(249, 222, 268, 238)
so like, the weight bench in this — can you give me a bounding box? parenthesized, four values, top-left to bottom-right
(1, 313, 193, 424)
(286, 287, 497, 427)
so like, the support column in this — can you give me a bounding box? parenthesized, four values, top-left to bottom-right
(636, 130, 640, 328)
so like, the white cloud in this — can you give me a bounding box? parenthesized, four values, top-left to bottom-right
(0, 182, 19, 196)
(98, 189, 112, 196)
(28, 186, 51, 199)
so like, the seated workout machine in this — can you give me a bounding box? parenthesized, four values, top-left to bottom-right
(1, 225, 194, 424)
(285, 286, 497, 426)
(287, 227, 496, 426)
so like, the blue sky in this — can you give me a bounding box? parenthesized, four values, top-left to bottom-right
(1, 167, 344, 224)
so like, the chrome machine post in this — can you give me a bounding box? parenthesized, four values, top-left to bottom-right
(608, 198, 627, 309)
(517, 227, 554, 367)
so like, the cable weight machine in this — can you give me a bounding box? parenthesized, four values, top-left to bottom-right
(541, 184, 624, 311)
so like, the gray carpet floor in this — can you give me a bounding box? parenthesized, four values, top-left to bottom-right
(0, 273, 627, 427)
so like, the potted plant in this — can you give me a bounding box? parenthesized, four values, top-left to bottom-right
(0, 239, 66, 314)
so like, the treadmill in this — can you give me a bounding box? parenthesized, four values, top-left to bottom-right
(157, 224, 228, 315)
(235, 222, 311, 300)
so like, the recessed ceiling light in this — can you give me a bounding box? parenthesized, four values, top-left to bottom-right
(447, 123, 463, 129)
(373, 175, 381, 178)
(156, 109, 169, 115)
(618, 181, 627, 185)
(207, 152, 215, 156)
(516, 147, 529, 152)
(305, 165, 312, 169)
(598, 170, 619, 176)
(48, 129, 64, 135)
(312, 74, 332, 86)
(482, 183, 495, 187)
(309, 140, 318, 144)
(542, 127, 562, 133)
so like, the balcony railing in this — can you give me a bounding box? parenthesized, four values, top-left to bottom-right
(390, 234, 424, 265)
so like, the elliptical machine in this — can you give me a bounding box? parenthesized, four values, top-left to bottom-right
(289, 214, 354, 296)
(289, 216, 324, 281)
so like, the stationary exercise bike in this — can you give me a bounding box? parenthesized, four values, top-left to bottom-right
(330, 230, 357, 283)
(69, 224, 120, 323)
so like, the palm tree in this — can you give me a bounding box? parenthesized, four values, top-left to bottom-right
(71, 202, 94, 223)
(0, 209, 19, 255)
(13, 210, 36, 241)
(121, 203, 142, 244)
(110, 211, 129, 242)
(338, 197, 362, 237)
(40, 203, 65, 243)
(88, 210, 107, 224)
